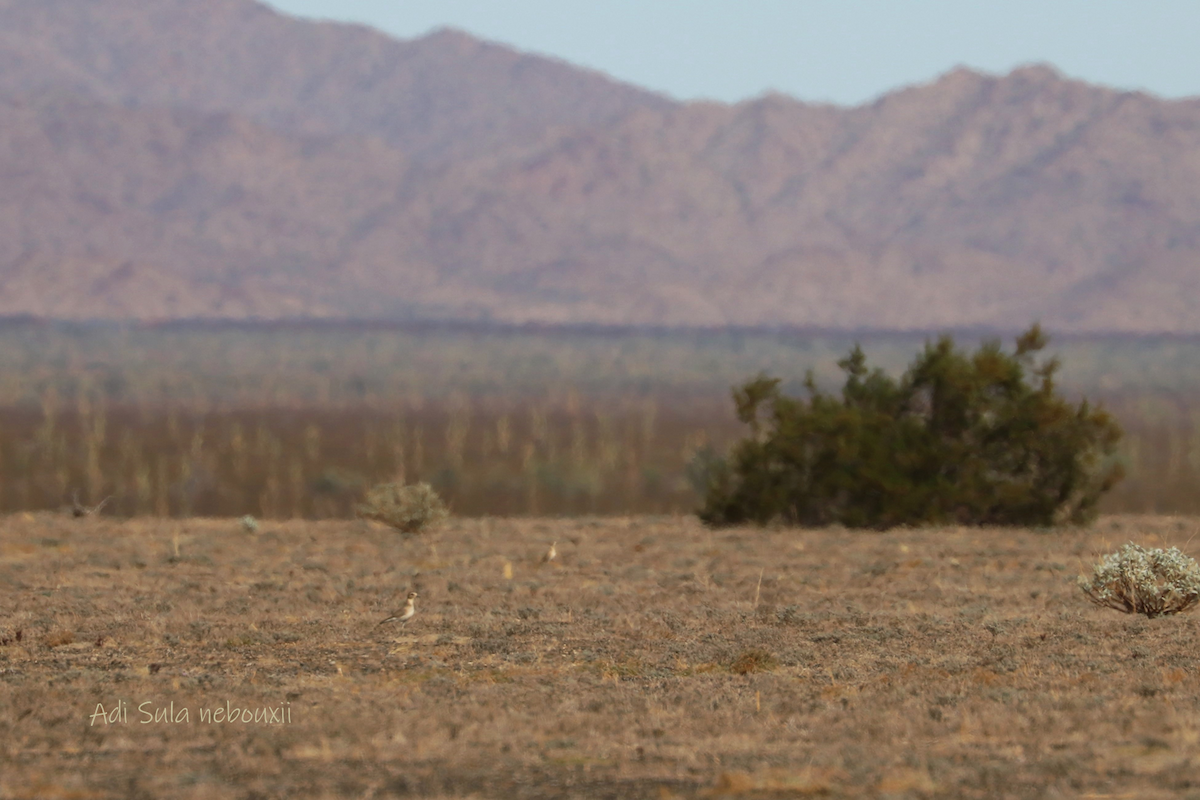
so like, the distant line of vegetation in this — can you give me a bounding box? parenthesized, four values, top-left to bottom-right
(3, 319, 1200, 406)
(0, 319, 1195, 517)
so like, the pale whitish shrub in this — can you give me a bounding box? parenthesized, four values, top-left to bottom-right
(358, 481, 448, 534)
(1078, 543, 1200, 618)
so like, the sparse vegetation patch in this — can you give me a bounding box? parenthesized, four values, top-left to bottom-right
(357, 481, 449, 533)
(2, 514, 1200, 797)
(1078, 542, 1200, 617)
(729, 647, 777, 675)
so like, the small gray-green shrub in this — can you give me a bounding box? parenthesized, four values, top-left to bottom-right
(358, 481, 448, 533)
(1078, 543, 1200, 618)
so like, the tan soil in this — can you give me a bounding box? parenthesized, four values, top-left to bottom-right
(2, 513, 1200, 798)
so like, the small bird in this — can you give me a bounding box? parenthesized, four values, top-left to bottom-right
(376, 591, 418, 627)
(71, 492, 113, 518)
(541, 541, 558, 564)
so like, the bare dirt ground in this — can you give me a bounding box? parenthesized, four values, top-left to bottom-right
(3, 513, 1200, 799)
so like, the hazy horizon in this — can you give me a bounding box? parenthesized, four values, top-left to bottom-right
(263, 0, 1200, 106)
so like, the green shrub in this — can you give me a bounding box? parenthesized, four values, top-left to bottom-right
(699, 325, 1123, 529)
(1079, 543, 1200, 617)
(358, 481, 449, 533)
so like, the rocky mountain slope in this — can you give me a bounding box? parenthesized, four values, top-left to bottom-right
(1, 0, 1198, 332)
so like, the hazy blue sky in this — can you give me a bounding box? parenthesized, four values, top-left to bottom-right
(262, 1, 1199, 106)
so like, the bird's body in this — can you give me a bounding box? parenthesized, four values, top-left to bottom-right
(377, 591, 418, 627)
(541, 541, 558, 564)
(71, 492, 112, 518)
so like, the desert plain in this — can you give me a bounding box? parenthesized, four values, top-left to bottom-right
(3, 512, 1200, 799)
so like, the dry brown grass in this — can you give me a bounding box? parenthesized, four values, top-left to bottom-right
(4, 513, 1200, 798)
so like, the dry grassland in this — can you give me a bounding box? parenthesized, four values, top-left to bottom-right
(3, 513, 1200, 798)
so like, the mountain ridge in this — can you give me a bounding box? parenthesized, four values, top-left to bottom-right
(0, 0, 1198, 332)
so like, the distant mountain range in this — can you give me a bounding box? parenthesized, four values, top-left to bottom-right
(1, 0, 1199, 332)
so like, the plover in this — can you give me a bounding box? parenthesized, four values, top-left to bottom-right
(541, 541, 558, 564)
(376, 591, 418, 627)
(70, 492, 113, 518)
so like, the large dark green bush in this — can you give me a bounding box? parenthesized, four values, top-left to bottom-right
(699, 325, 1124, 529)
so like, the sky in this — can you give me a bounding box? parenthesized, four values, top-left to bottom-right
(261, 1, 1200, 106)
